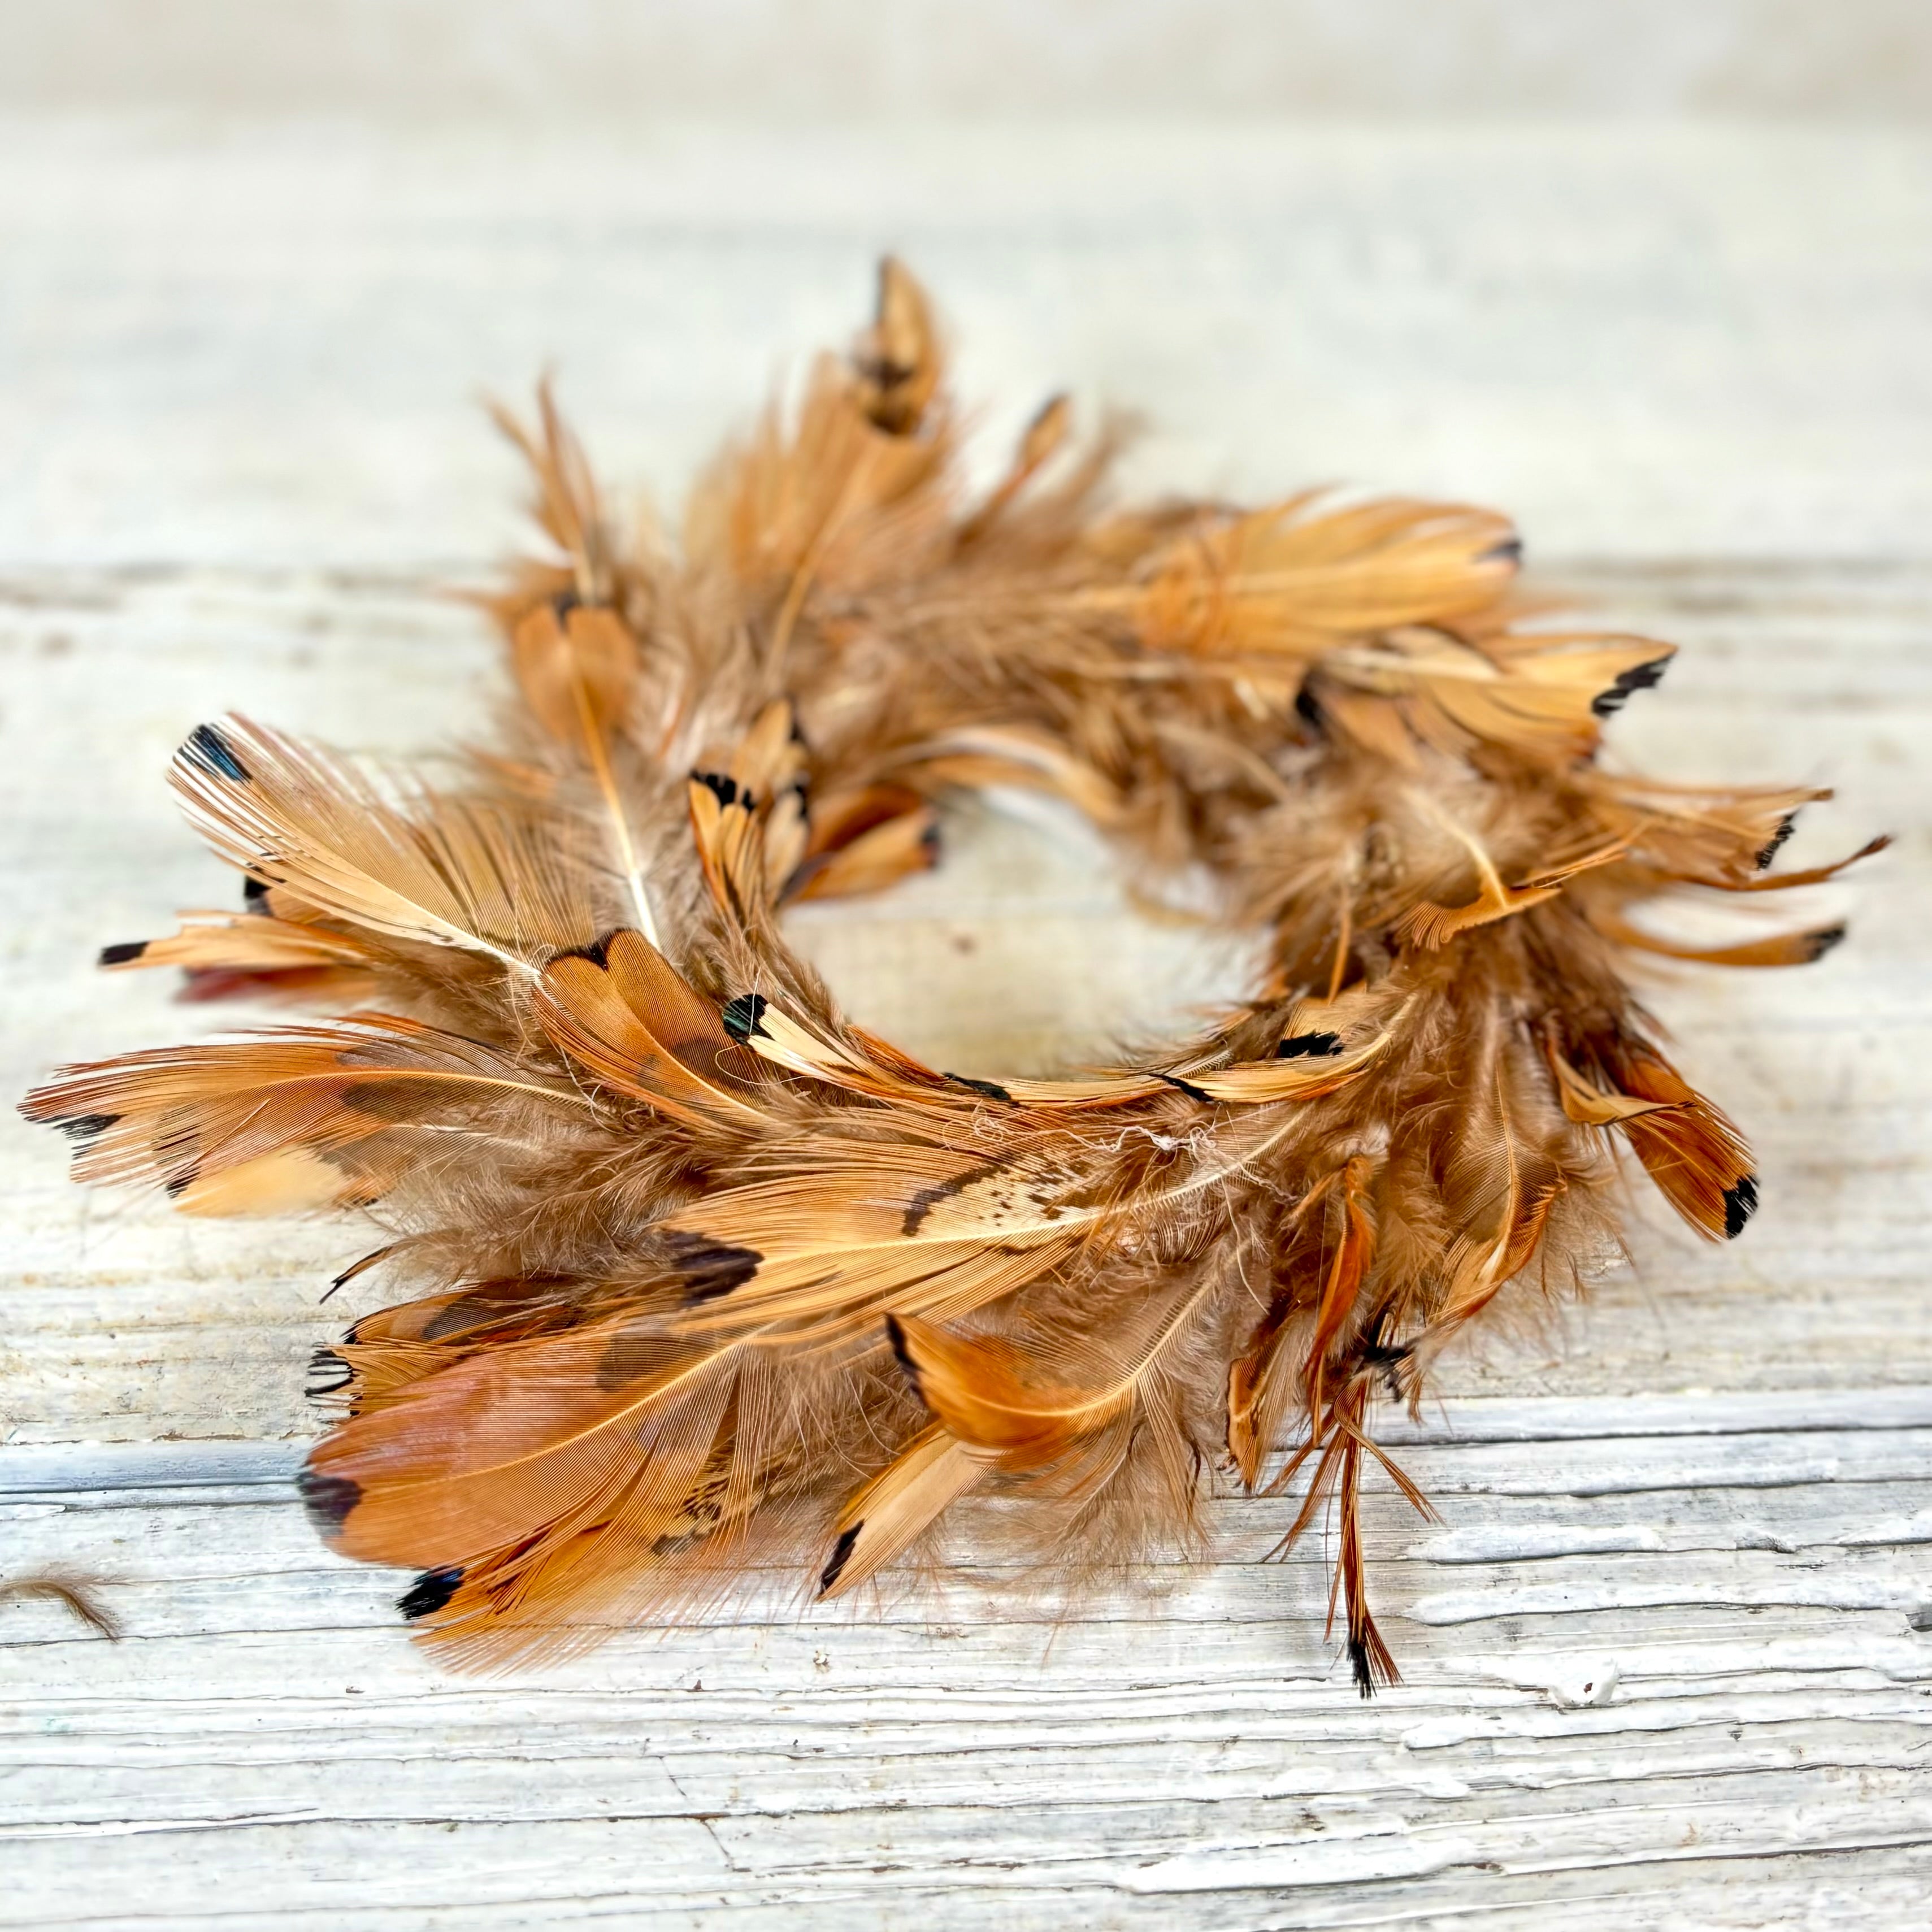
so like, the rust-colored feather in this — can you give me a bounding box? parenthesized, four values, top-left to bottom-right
(1607, 1045, 1759, 1241)
(889, 1282, 1211, 1472)
(535, 930, 765, 1128)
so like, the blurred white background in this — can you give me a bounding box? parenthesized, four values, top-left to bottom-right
(5, 0, 1929, 119)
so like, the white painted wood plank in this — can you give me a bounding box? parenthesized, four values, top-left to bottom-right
(4, 121, 1931, 571)
(2, 563, 1925, 1925)
(2, 119, 1929, 1927)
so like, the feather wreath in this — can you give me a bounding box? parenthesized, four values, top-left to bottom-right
(23, 262, 1881, 1693)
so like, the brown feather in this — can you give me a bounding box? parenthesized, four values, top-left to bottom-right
(535, 930, 765, 1128)
(23, 1015, 592, 1212)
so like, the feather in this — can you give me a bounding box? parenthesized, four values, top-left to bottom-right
(1548, 1036, 1756, 1240)
(909, 727, 1132, 830)
(306, 1322, 747, 1570)
(23, 1015, 592, 1213)
(1139, 498, 1521, 655)
(1592, 910, 1846, 969)
(171, 718, 597, 971)
(0, 1575, 123, 1641)
(490, 380, 614, 602)
(98, 910, 379, 976)
(688, 700, 808, 914)
(661, 1110, 1316, 1338)
(656, 1147, 1096, 1335)
(98, 908, 384, 1004)
(1597, 779, 1835, 884)
(785, 791, 940, 902)
(1399, 809, 1633, 949)
(854, 255, 941, 436)
(957, 393, 1073, 545)
(1226, 1158, 1373, 1487)
(722, 983, 1394, 1113)
(1273, 1381, 1425, 1696)
(1299, 1157, 1378, 1430)
(717, 988, 925, 1097)
(888, 1280, 1212, 1471)
(535, 929, 765, 1129)
(1317, 631, 1675, 764)
(1668, 831, 1890, 893)
(315, 1274, 597, 1412)
(1604, 1045, 1759, 1242)
(818, 1424, 983, 1599)
(509, 600, 659, 943)
(307, 1326, 807, 1664)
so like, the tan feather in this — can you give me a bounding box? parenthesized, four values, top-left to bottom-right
(1399, 807, 1633, 950)
(490, 381, 613, 602)
(1139, 498, 1521, 655)
(724, 985, 1393, 1114)
(1318, 631, 1673, 763)
(1593, 910, 1846, 969)
(957, 393, 1072, 544)
(0, 1575, 123, 1642)
(509, 601, 659, 943)
(1665, 832, 1890, 893)
(661, 1110, 1316, 1337)
(909, 727, 1132, 830)
(98, 910, 379, 976)
(688, 699, 807, 914)
(171, 718, 597, 972)
(854, 255, 941, 436)
(23, 1015, 593, 1213)
(817, 1424, 983, 1599)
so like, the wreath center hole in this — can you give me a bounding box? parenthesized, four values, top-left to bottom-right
(783, 788, 1267, 1080)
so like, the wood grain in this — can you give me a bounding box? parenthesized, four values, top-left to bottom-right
(2, 119, 1929, 1927)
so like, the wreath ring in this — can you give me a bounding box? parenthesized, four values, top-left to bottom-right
(25, 262, 1878, 1691)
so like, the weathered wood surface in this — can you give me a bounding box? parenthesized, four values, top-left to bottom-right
(2, 120, 1929, 1927)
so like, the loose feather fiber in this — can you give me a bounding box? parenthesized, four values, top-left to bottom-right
(23, 262, 1879, 1692)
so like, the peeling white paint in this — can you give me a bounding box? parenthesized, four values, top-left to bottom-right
(1125, 1827, 1482, 1893)
(1543, 1659, 1622, 1710)
(1412, 1525, 1668, 1565)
